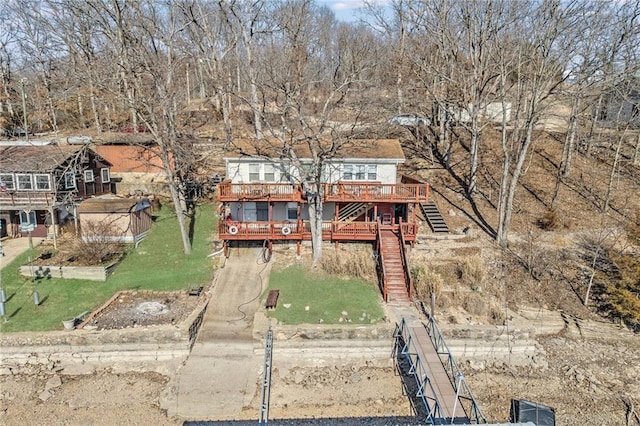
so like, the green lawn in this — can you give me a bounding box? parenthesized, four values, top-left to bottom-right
(0, 204, 217, 332)
(265, 264, 384, 325)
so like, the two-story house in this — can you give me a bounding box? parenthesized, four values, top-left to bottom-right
(0, 143, 113, 238)
(217, 138, 430, 304)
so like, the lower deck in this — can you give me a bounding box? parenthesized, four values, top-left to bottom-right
(219, 220, 418, 242)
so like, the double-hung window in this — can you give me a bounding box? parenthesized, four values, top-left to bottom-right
(16, 174, 33, 190)
(19, 210, 37, 226)
(342, 164, 378, 181)
(84, 170, 95, 183)
(34, 174, 51, 191)
(100, 168, 110, 183)
(343, 165, 353, 180)
(263, 164, 275, 182)
(249, 164, 260, 182)
(0, 174, 15, 190)
(286, 202, 298, 221)
(64, 172, 76, 189)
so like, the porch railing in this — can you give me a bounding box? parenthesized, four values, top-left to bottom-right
(217, 182, 429, 203)
(324, 183, 429, 202)
(217, 183, 303, 202)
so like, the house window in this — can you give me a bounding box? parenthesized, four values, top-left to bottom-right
(249, 164, 260, 182)
(286, 202, 297, 221)
(264, 164, 275, 182)
(16, 174, 33, 190)
(342, 164, 378, 181)
(64, 172, 76, 189)
(84, 170, 95, 183)
(19, 210, 37, 226)
(343, 165, 353, 180)
(34, 174, 51, 191)
(100, 168, 110, 183)
(0, 174, 15, 191)
(367, 165, 377, 180)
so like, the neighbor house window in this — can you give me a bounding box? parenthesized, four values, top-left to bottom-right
(34, 174, 51, 191)
(64, 172, 76, 189)
(355, 164, 366, 180)
(249, 164, 260, 182)
(19, 210, 37, 226)
(264, 164, 275, 182)
(84, 170, 94, 183)
(286, 202, 298, 221)
(0, 174, 15, 190)
(100, 168, 110, 183)
(16, 174, 33, 190)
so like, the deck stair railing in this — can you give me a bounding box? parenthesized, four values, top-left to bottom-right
(375, 222, 388, 301)
(394, 318, 446, 424)
(337, 202, 372, 222)
(397, 218, 413, 300)
(424, 315, 487, 424)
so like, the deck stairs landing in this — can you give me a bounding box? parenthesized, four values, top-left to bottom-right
(338, 202, 372, 222)
(379, 229, 410, 306)
(420, 200, 449, 233)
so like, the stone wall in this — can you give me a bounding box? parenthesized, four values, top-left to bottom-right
(20, 263, 119, 281)
(0, 297, 209, 376)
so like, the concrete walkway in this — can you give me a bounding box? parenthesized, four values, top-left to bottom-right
(164, 247, 272, 421)
(0, 237, 45, 272)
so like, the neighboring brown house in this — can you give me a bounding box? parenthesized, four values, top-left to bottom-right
(94, 144, 171, 196)
(78, 196, 152, 246)
(0, 144, 113, 238)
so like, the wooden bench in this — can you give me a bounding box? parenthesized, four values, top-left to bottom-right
(265, 289, 280, 310)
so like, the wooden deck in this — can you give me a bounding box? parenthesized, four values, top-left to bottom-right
(217, 182, 429, 203)
(219, 221, 418, 242)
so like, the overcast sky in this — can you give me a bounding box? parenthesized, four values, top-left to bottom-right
(319, 0, 390, 22)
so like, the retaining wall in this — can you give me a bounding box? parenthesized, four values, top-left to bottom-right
(0, 296, 209, 376)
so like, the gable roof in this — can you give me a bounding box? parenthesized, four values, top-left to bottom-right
(0, 145, 110, 173)
(223, 138, 405, 161)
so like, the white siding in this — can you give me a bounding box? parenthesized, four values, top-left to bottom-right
(226, 159, 401, 184)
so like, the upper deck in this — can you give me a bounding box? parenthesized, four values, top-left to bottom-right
(217, 182, 429, 203)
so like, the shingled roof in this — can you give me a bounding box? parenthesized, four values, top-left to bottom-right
(223, 138, 405, 161)
(0, 145, 104, 172)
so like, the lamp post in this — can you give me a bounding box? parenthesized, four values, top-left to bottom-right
(21, 78, 28, 141)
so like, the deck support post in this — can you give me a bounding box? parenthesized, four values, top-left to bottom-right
(296, 241, 300, 256)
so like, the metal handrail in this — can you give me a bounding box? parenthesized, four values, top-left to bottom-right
(395, 318, 446, 424)
(423, 316, 487, 424)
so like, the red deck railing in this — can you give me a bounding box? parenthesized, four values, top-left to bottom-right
(217, 183, 303, 202)
(217, 182, 429, 203)
(219, 220, 418, 242)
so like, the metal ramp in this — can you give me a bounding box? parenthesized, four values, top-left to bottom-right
(419, 200, 449, 233)
(394, 317, 485, 424)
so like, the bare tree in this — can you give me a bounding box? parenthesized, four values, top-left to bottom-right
(232, 2, 379, 264)
(495, 0, 583, 246)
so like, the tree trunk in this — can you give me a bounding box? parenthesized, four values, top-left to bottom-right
(306, 184, 323, 266)
(468, 119, 480, 196)
(562, 96, 580, 177)
(90, 86, 102, 133)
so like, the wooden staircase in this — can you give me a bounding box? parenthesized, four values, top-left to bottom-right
(338, 202, 372, 222)
(378, 229, 411, 305)
(419, 200, 449, 233)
